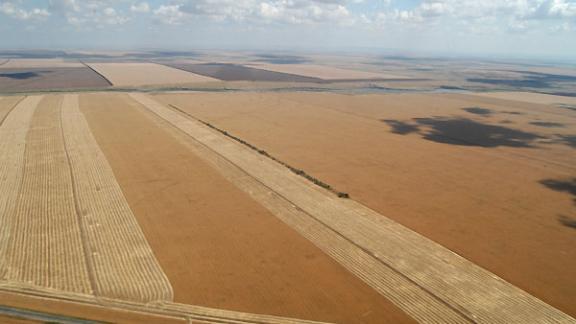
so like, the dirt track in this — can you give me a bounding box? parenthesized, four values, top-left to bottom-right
(154, 91, 576, 317)
(80, 93, 415, 324)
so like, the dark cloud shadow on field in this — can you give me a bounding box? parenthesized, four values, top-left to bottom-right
(557, 104, 576, 111)
(530, 121, 565, 128)
(381, 120, 419, 134)
(0, 71, 45, 79)
(415, 117, 542, 147)
(382, 116, 543, 147)
(463, 107, 493, 116)
(555, 135, 576, 148)
(559, 215, 576, 229)
(540, 178, 576, 205)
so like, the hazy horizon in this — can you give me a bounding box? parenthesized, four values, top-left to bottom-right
(1, 0, 575, 61)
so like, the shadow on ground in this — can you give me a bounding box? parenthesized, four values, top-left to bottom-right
(381, 120, 420, 135)
(463, 107, 494, 116)
(530, 121, 565, 128)
(559, 215, 576, 229)
(0, 71, 44, 79)
(540, 178, 576, 205)
(555, 135, 576, 148)
(382, 117, 542, 148)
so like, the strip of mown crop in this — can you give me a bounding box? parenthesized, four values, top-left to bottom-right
(168, 103, 350, 199)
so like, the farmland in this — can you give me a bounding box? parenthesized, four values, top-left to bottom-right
(0, 50, 575, 323)
(86, 63, 219, 87)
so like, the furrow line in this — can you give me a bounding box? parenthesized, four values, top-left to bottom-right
(0, 285, 332, 324)
(60, 94, 173, 302)
(3, 95, 92, 294)
(131, 92, 576, 324)
(0, 96, 40, 280)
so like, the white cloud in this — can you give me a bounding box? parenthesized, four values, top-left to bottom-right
(131, 2, 150, 13)
(153, 5, 186, 25)
(0, 1, 50, 20)
(152, 0, 355, 25)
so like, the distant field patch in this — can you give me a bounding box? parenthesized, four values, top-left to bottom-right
(475, 91, 576, 106)
(0, 68, 111, 92)
(168, 63, 321, 82)
(87, 63, 219, 87)
(246, 63, 406, 81)
(0, 59, 83, 69)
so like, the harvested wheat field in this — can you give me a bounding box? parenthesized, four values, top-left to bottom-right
(154, 91, 576, 318)
(1, 90, 575, 323)
(79, 92, 414, 324)
(86, 63, 219, 87)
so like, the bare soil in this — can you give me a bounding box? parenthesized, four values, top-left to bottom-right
(79, 93, 415, 324)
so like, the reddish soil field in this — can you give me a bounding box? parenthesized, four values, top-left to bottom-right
(154, 91, 576, 317)
(0, 68, 110, 91)
(79, 93, 415, 324)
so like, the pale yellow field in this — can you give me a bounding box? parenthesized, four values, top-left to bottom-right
(246, 63, 403, 80)
(0, 59, 83, 69)
(86, 63, 219, 86)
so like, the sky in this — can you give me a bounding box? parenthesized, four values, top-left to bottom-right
(0, 0, 575, 59)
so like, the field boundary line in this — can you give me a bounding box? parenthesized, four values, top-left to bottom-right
(131, 92, 576, 324)
(80, 61, 114, 86)
(0, 96, 41, 280)
(61, 94, 173, 302)
(167, 103, 350, 198)
(0, 285, 332, 324)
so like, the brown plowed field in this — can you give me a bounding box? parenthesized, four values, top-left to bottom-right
(154, 91, 576, 317)
(79, 93, 415, 324)
(167, 63, 322, 82)
(246, 63, 401, 80)
(0, 68, 110, 92)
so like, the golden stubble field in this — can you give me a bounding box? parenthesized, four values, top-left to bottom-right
(0, 90, 575, 323)
(154, 91, 576, 317)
